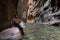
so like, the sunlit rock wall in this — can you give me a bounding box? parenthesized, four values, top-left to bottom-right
(27, 0, 48, 23)
(27, 0, 60, 25)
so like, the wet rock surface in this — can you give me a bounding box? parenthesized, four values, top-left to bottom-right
(22, 23, 60, 40)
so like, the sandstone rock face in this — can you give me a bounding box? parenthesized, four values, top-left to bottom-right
(27, 0, 60, 25)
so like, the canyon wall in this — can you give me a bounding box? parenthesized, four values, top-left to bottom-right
(17, 0, 28, 21)
(0, 0, 60, 27)
(0, 0, 18, 28)
(0, 0, 28, 29)
(27, 0, 60, 25)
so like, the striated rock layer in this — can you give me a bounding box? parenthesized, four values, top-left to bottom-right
(27, 0, 60, 26)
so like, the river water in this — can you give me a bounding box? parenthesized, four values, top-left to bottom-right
(22, 23, 60, 40)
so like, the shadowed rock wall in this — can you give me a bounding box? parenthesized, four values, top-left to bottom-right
(17, 0, 28, 21)
(0, 0, 18, 29)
